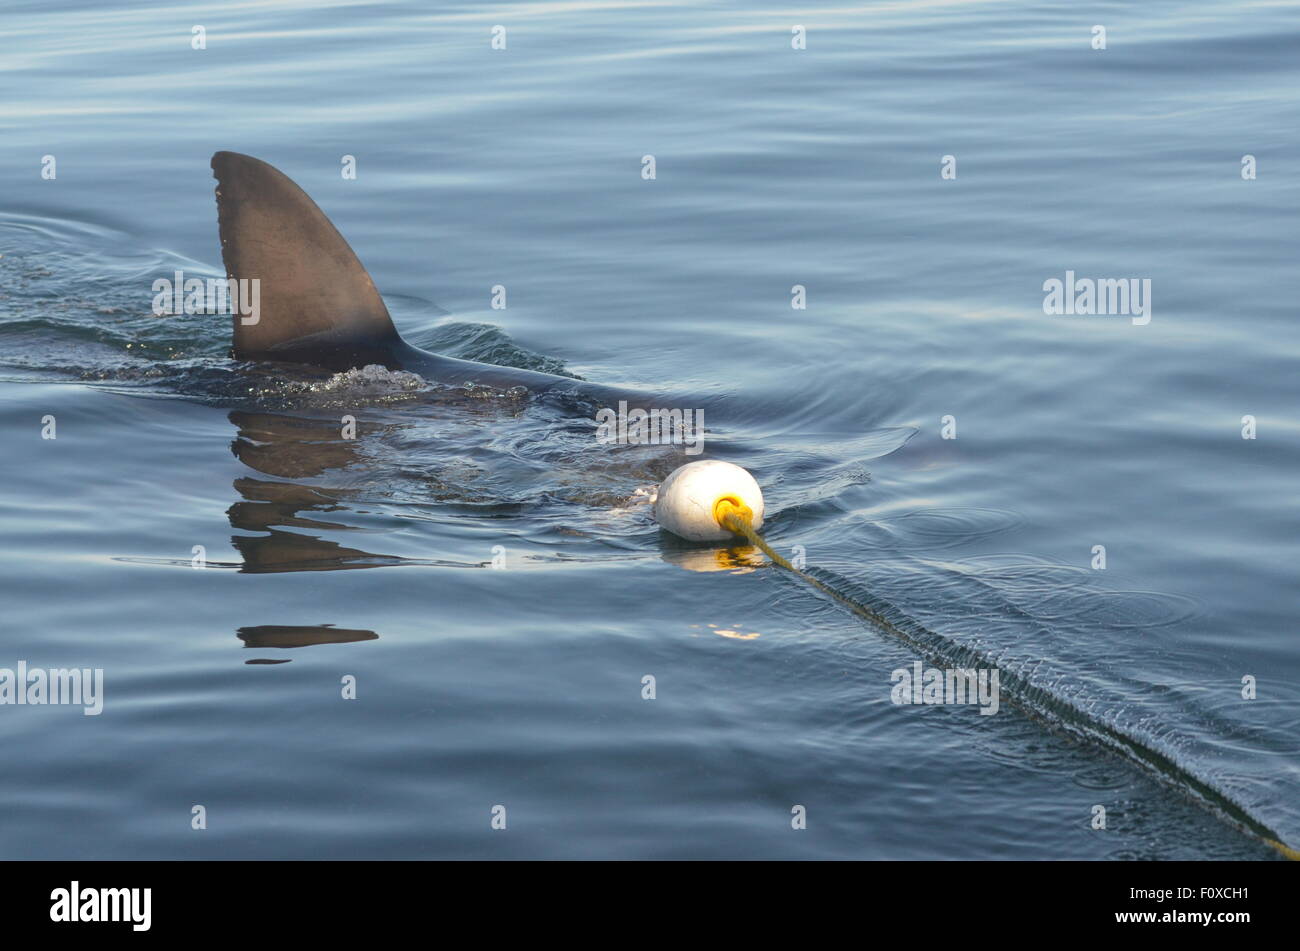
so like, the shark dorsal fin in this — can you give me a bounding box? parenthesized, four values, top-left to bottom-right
(211, 151, 398, 361)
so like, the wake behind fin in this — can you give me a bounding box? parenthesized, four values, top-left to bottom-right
(211, 151, 399, 362)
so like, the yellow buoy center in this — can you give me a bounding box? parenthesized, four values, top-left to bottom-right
(713, 495, 752, 528)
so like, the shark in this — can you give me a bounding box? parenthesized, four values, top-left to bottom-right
(211, 151, 626, 401)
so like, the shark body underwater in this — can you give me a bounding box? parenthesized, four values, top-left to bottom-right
(211, 150, 626, 402)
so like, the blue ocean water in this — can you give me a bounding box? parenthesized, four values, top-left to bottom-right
(1, 0, 1297, 859)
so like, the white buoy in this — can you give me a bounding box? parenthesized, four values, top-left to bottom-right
(654, 460, 764, 542)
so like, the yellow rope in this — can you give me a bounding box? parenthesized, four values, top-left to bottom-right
(715, 498, 796, 572)
(713, 496, 1299, 862)
(1265, 838, 1300, 861)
